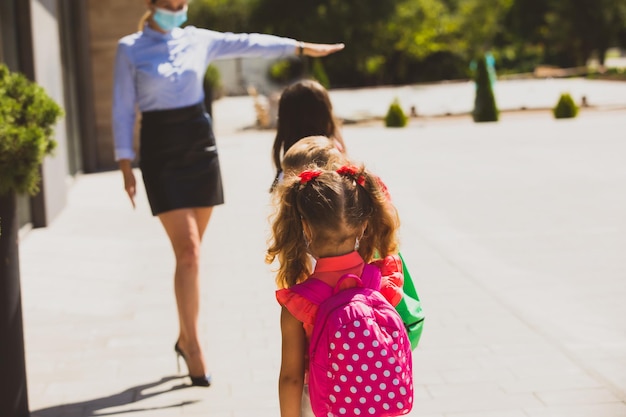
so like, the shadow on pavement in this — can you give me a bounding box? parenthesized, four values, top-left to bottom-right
(31, 375, 199, 417)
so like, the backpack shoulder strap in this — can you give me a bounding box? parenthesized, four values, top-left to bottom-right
(289, 277, 333, 306)
(360, 263, 382, 291)
(291, 263, 382, 304)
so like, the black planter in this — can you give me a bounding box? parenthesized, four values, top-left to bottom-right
(0, 192, 30, 417)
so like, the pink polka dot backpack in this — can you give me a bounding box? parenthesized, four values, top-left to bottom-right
(291, 263, 414, 417)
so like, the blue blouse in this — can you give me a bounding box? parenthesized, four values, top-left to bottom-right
(112, 25, 297, 161)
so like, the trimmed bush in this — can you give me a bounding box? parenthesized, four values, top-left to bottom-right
(553, 93, 579, 119)
(268, 57, 304, 85)
(0, 64, 63, 196)
(385, 99, 408, 128)
(472, 54, 499, 122)
(311, 58, 330, 89)
(204, 64, 222, 99)
(202, 64, 223, 117)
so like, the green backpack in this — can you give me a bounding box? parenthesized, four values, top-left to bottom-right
(396, 253, 425, 350)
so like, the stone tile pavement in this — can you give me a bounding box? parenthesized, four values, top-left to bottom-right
(18, 82, 626, 416)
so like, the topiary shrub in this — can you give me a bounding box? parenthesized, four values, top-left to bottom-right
(385, 99, 408, 128)
(553, 93, 579, 119)
(0, 64, 63, 196)
(268, 57, 304, 85)
(203, 64, 222, 117)
(204, 64, 223, 99)
(472, 54, 499, 122)
(311, 58, 330, 89)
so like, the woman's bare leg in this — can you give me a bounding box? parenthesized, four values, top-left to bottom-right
(158, 207, 213, 377)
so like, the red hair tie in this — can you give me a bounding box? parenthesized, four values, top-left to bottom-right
(336, 165, 366, 186)
(299, 169, 322, 184)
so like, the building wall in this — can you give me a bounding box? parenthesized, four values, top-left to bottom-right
(87, 0, 145, 170)
(29, 0, 70, 225)
(212, 57, 281, 97)
(2, 0, 103, 227)
(1, 0, 33, 227)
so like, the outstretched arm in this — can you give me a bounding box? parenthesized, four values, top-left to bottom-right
(298, 41, 345, 58)
(200, 29, 344, 61)
(278, 306, 307, 417)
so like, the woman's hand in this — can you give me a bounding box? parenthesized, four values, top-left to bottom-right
(118, 159, 136, 209)
(299, 42, 345, 58)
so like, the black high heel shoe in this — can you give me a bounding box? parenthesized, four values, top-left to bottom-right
(175, 342, 212, 387)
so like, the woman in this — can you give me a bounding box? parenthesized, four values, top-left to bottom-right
(112, 0, 344, 387)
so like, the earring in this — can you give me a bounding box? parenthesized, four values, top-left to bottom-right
(354, 236, 360, 251)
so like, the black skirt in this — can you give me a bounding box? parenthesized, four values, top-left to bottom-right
(139, 103, 224, 216)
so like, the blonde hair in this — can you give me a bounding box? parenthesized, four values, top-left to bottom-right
(266, 166, 400, 289)
(267, 135, 348, 194)
(281, 135, 344, 174)
(138, 10, 152, 31)
(138, 0, 158, 32)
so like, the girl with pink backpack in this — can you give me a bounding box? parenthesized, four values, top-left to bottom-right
(267, 165, 414, 417)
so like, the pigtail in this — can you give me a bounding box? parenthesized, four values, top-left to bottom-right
(356, 169, 400, 261)
(266, 178, 311, 288)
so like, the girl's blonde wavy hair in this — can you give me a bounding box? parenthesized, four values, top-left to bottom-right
(281, 136, 344, 176)
(266, 165, 399, 289)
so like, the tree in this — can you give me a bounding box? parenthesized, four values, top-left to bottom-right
(187, 0, 258, 32)
(503, 0, 549, 44)
(190, 0, 521, 85)
(382, 0, 514, 83)
(451, 0, 514, 59)
(189, 0, 626, 85)
(381, 0, 462, 83)
(0, 64, 63, 417)
(543, 0, 626, 66)
(493, 0, 549, 72)
(250, 0, 403, 86)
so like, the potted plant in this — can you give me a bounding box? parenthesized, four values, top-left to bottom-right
(0, 63, 63, 417)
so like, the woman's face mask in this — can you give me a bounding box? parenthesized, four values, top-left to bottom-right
(153, 5, 188, 31)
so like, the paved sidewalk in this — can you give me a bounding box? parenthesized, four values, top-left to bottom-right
(19, 92, 626, 416)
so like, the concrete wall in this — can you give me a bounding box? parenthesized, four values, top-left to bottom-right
(29, 0, 69, 225)
(212, 57, 280, 96)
